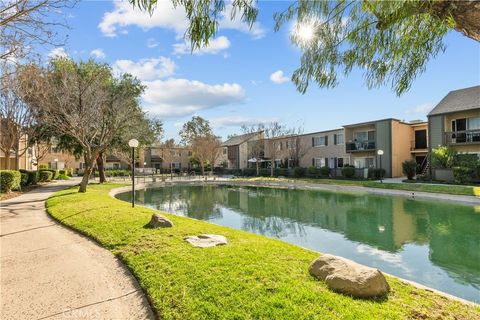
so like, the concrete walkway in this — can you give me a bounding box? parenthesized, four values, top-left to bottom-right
(0, 180, 154, 320)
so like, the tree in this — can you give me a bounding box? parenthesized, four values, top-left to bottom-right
(131, 0, 480, 96)
(179, 116, 213, 145)
(0, 64, 35, 169)
(1, 0, 74, 63)
(287, 126, 310, 168)
(191, 134, 221, 176)
(20, 58, 145, 192)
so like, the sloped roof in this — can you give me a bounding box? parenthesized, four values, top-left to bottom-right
(221, 131, 263, 147)
(428, 85, 480, 116)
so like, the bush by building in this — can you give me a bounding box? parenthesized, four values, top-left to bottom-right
(0, 170, 21, 193)
(293, 167, 306, 178)
(319, 166, 330, 177)
(341, 166, 355, 178)
(39, 170, 53, 182)
(402, 160, 418, 180)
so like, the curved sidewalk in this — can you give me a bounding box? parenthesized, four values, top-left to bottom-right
(0, 180, 154, 320)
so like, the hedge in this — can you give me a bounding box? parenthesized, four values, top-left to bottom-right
(19, 169, 39, 186)
(341, 166, 355, 178)
(20, 172, 29, 187)
(0, 170, 21, 192)
(39, 170, 53, 182)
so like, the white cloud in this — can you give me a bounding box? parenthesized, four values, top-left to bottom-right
(112, 57, 176, 81)
(270, 70, 289, 84)
(173, 36, 230, 55)
(146, 38, 159, 48)
(48, 47, 68, 59)
(90, 48, 106, 59)
(142, 78, 245, 118)
(99, 1, 265, 39)
(405, 103, 433, 114)
(99, 1, 188, 38)
(211, 116, 277, 128)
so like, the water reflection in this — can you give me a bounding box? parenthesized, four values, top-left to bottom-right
(117, 185, 480, 302)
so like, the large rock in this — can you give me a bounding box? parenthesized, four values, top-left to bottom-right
(184, 234, 227, 248)
(309, 254, 390, 298)
(148, 214, 173, 228)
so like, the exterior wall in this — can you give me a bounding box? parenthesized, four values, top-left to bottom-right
(0, 137, 36, 170)
(391, 121, 414, 177)
(145, 147, 191, 171)
(375, 119, 392, 177)
(300, 130, 349, 168)
(238, 142, 249, 169)
(428, 115, 444, 149)
(443, 110, 480, 130)
(40, 149, 81, 170)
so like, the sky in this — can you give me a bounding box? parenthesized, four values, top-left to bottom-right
(45, 0, 480, 141)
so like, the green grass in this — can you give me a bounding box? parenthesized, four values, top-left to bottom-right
(235, 177, 480, 196)
(46, 184, 480, 320)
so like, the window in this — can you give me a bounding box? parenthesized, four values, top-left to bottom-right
(314, 158, 325, 168)
(172, 162, 181, 169)
(334, 133, 344, 145)
(353, 157, 374, 168)
(274, 159, 282, 168)
(312, 135, 328, 147)
(468, 117, 480, 130)
(354, 131, 375, 142)
(337, 158, 344, 167)
(223, 148, 227, 155)
(287, 139, 295, 149)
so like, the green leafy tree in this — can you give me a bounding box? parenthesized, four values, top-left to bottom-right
(431, 146, 457, 169)
(131, 0, 479, 96)
(20, 58, 147, 192)
(179, 116, 213, 145)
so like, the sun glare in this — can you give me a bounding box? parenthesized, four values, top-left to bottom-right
(292, 20, 316, 46)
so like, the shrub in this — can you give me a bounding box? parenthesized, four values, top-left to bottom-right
(453, 167, 472, 184)
(293, 167, 306, 178)
(454, 154, 479, 169)
(20, 172, 29, 187)
(259, 169, 271, 177)
(20, 170, 39, 185)
(38, 164, 48, 170)
(57, 173, 70, 180)
(39, 170, 53, 182)
(0, 170, 21, 192)
(369, 168, 386, 180)
(319, 166, 330, 177)
(274, 168, 288, 177)
(307, 166, 318, 177)
(432, 146, 457, 169)
(242, 168, 256, 177)
(341, 166, 355, 178)
(59, 169, 67, 175)
(402, 160, 418, 180)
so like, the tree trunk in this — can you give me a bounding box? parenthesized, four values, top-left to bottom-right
(256, 162, 259, 176)
(432, 0, 480, 42)
(270, 160, 274, 177)
(201, 164, 205, 176)
(4, 150, 10, 170)
(96, 152, 106, 183)
(78, 154, 96, 193)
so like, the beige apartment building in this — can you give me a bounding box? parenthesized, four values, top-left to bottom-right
(218, 131, 264, 169)
(428, 85, 480, 155)
(144, 145, 192, 172)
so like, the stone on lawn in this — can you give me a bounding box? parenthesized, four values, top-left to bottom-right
(309, 254, 390, 298)
(184, 234, 227, 248)
(148, 214, 173, 228)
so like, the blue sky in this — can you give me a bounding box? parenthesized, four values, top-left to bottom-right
(48, 1, 480, 141)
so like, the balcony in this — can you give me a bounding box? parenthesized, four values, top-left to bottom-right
(346, 140, 376, 152)
(445, 130, 480, 145)
(410, 140, 428, 151)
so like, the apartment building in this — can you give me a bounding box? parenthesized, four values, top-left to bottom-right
(428, 85, 480, 155)
(218, 131, 264, 169)
(144, 145, 192, 172)
(261, 129, 349, 170)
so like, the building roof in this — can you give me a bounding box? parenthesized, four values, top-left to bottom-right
(428, 85, 480, 116)
(221, 131, 263, 147)
(343, 118, 401, 128)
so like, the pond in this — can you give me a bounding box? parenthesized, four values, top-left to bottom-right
(116, 184, 480, 303)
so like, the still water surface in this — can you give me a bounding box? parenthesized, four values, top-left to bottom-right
(116, 185, 480, 302)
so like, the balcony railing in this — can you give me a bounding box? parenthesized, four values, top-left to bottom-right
(410, 140, 428, 151)
(346, 140, 375, 152)
(445, 130, 480, 144)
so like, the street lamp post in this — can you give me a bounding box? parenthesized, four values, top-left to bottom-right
(377, 149, 384, 183)
(128, 139, 139, 208)
(54, 158, 58, 170)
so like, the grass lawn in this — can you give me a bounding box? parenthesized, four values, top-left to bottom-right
(46, 184, 480, 320)
(235, 177, 480, 196)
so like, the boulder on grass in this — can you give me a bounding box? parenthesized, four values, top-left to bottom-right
(148, 214, 173, 228)
(309, 254, 389, 299)
(184, 234, 227, 248)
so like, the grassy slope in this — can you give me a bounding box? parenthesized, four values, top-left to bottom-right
(46, 184, 480, 320)
(235, 177, 480, 196)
